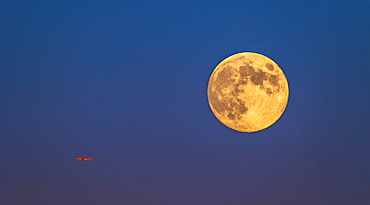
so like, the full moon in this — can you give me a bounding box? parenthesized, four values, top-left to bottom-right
(207, 52, 289, 132)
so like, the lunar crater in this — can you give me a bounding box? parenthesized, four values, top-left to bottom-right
(268, 75, 279, 86)
(266, 63, 274, 71)
(239, 65, 255, 77)
(250, 71, 267, 86)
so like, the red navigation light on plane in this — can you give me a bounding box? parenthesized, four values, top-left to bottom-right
(76, 157, 92, 161)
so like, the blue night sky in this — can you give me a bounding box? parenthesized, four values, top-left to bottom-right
(1, 1, 369, 204)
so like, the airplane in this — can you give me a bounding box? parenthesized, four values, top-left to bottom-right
(76, 157, 92, 161)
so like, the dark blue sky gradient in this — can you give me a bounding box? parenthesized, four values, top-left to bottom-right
(1, 1, 370, 204)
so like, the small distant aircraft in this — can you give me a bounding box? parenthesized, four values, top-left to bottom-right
(76, 157, 92, 161)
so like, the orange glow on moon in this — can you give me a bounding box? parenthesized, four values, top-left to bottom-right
(207, 52, 289, 132)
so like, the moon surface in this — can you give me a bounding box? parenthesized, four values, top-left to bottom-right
(207, 52, 289, 132)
